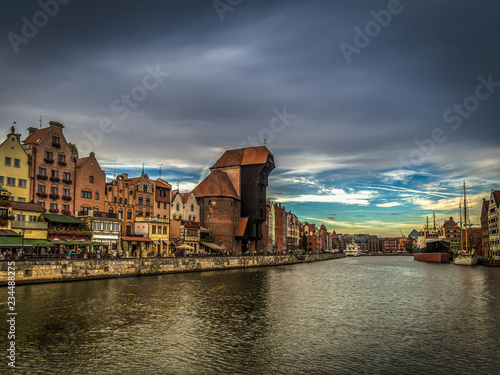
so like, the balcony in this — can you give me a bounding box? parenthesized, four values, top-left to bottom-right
(37, 174, 48, 180)
(49, 194, 60, 200)
(12, 221, 48, 230)
(62, 179, 72, 184)
(58, 161, 67, 166)
(36, 192, 48, 198)
(50, 177, 61, 182)
(44, 158, 54, 164)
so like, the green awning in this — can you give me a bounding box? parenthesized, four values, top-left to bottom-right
(43, 213, 85, 224)
(0, 236, 33, 248)
(64, 241, 88, 246)
(89, 242, 109, 246)
(24, 239, 53, 247)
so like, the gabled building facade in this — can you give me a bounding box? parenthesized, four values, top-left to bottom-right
(489, 190, 500, 259)
(0, 126, 30, 203)
(75, 152, 106, 216)
(480, 198, 490, 258)
(23, 121, 78, 214)
(170, 191, 199, 222)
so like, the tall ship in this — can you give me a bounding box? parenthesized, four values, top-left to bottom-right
(453, 182, 478, 266)
(413, 212, 450, 263)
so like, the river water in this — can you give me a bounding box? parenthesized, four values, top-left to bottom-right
(2, 256, 500, 374)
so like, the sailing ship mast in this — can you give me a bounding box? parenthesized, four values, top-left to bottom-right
(463, 182, 469, 253)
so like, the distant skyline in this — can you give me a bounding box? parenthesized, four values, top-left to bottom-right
(1, 1, 499, 236)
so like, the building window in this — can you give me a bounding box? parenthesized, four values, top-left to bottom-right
(63, 188, 70, 196)
(119, 197, 122, 204)
(6, 177, 15, 186)
(50, 203, 57, 210)
(81, 190, 92, 199)
(58, 154, 65, 163)
(45, 151, 53, 160)
(146, 198, 150, 206)
(139, 196, 143, 205)
(38, 184, 45, 193)
(0, 176, 3, 185)
(17, 197, 26, 202)
(29, 215, 37, 222)
(18, 179, 27, 188)
(191, 204, 194, 212)
(173, 214, 177, 220)
(52, 136, 60, 145)
(51, 169, 59, 178)
(63, 172, 70, 180)
(17, 214, 26, 221)
(14, 159, 20, 168)
(112, 223, 119, 232)
(152, 225, 156, 234)
(93, 222, 101, 231)
(163, 203, 167, 209)
(95, 192, 99, 200)
(89, 175, 94, 183)
(193, 216, 196, 221)
(51, 186, 58, 195)
(103, 222, 110, 231)
(137, 211, 143, 217)
(157, 226, 162, 235)
(38, 167, 46, 176)
(124, 198, 128, 204)
(176, 203, 180, 211)
(145, 211, 150, 218)
(5, 157, 13, 166)
(127, 211, 131, 219)
(157, 202, 160, 209)
(81, 206, 90, 215)
(62, 204, 69, 212)
(143, 185, 147, 193)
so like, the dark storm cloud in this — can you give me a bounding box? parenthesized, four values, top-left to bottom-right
(1, 0, 499, 177)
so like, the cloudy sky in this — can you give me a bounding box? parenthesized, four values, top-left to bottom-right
(1, 0, 499, 236)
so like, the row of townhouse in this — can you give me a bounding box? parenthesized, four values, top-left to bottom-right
(1, 121, 341, 257)
(481, 190, 500, 259)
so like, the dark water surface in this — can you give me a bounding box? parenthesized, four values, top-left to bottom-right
(2, 256, 500, 374)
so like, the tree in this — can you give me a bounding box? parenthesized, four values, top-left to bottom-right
(68, 142, 78, 156)
(301, 235, 308, 251)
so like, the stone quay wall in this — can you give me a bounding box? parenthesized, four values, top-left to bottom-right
(0, 253, 343, 286)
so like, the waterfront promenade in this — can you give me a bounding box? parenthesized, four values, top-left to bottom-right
(0, 253, 343, 286)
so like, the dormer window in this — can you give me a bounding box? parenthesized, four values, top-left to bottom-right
(52, 136, 60, 147)
(89, 175, 94, 183)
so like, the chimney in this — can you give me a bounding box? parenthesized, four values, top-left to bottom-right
(49, 121, 64, 129)
(27, 127, 37, 136)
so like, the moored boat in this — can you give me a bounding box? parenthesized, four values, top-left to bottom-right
(453, 182, 478, 266)
(413, 213, 450, 263)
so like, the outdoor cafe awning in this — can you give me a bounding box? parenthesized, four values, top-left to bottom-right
(24, 239, 53, 247)
(0, 236, 33, 248)
(201, 242, 222, 250)
(177, 244, 195, 250)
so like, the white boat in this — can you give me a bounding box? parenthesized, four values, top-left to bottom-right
(344, 239, 361, 257)
(453, 182, 478, 266)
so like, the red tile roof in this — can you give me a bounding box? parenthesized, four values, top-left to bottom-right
(236, 217, 249, 237)
(155, 179, 172, 189)
(10, 201, 44, 212)
(180, 193, 191, 203)
(493, 190, 500, 208)
(24, 127, 50, 144)
(76, 157, 88, 168)
(211, 146, 272, 168)
(192, 170, 239, 200)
